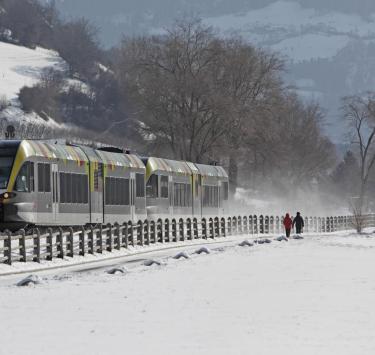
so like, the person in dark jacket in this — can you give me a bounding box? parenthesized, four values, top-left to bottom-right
(293, 212, 304, 234)
(283, 213, 293, 238)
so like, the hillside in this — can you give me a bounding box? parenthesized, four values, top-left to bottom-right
(0, 41, 66, 128)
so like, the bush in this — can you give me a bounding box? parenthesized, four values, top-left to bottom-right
(18, 86, 44, 113)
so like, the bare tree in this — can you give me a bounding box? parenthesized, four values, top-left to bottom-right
(342, 93, 375, 231)
(116, 19, 283, 167)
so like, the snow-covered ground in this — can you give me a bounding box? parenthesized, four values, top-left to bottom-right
(1, 231, 375, 355)
(0, 41, 66, 127)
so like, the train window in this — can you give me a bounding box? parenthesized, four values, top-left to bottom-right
(59, 173, 65, 203)
(136, 174, 145, 198)
(83, 175, 89, 204)
(37, 164, 43, 192)
(124, 178, 130, 205)
(37, 163, 51, 192)
(58, 173, 88, 204)
(146, 174, 158, 198)
(105, 177, 111, 205)
(160, 176, 168, 198)
(15, 162, 34, 192)
(222, 182, 228, 201)
(173, 183, 191, 207)
(105, 177, 130, 205)
(115, 178, 121, 205)
(203, 185, 219, 208)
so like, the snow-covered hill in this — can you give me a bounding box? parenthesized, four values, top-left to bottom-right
(0, 41, 66, 128)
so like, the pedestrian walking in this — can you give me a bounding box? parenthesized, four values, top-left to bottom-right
(293, 212, 304, 234)
(283, 213, 293, 238)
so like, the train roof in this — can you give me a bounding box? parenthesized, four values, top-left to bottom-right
(194, 163, 228, 179)
(145, 156, 227, 180)
(13, 140, 144, 169)
(145, 157, 192, 179)
(22, 140, 88, 163)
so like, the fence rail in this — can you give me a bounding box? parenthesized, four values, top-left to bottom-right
(1, 214, 374, 265)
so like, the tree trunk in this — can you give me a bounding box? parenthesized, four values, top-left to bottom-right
(229, 152, 238, 196)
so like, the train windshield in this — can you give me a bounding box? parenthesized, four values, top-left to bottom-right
(0, 141, 20, 189)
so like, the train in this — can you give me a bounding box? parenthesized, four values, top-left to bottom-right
(0, 140, 229, 231)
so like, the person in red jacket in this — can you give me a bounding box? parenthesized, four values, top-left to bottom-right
(283, 213, 293, 238)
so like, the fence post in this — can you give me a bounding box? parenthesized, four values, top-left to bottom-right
(276, 216, 280, 234)
(265, 216, 269, 234)
(202, 219, 207, 239)
(164, 219, 169, 242)
(253, 215, 258, 234)
(19, 229, 26, 262)
(259, 215, 264, 234)
(122, 222, 128, 248)
(106, 223, 113, 252)
(33, 228, 40, 263)
(57, 227, 64, 258)
(88, 226, 94, 254)
(47, 228, 53, 261)
(115, 223, 121, 249)
(232, 217, 237, 235)
(97, 225, 103, 253)
(79, 227, 86, 256)
(193, 219, 198, 239)
(67, 227, 74, 257)
(221, 218, 226, 237)
(4, 231, 12, 265)
(138, 221, 144, 246)
(143, 220, 150, 245)
(207, 218, 212, 238)
(128, 221, 134, 246)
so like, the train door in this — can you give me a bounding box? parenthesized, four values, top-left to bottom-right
(51, 163, 59, 222)
(192, 174, 202, 218)
(130, 172, 136, 222)
(96, 162, 104, 223)
(169, 175, 173, 216)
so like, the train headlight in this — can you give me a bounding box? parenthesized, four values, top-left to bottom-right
(1, 192, 16, 200)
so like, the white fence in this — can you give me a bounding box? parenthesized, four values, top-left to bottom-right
(1, 214, 374, 265)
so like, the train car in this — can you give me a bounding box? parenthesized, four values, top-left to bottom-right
(0, 139, 91, 230)
(0, 140, 146, 231)
(144, 156, 229, 220)
(144, 157, 194, 220)
(195, 163, 229, 218)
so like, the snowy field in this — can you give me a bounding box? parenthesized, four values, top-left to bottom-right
(1, 231, 375, 355)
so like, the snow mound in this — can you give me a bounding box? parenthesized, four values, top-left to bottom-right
(16, 274, 42, 287)
(292, 235, 304, 240)
(275, 236, 289, 242)
(173, 252, 189, 260)
(107, 267, 127, 275)
(239, 240, 254, 247)
(255, 239, 272, 244)
(144, 259, 161, 266)
(194, 247, 210, 255)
